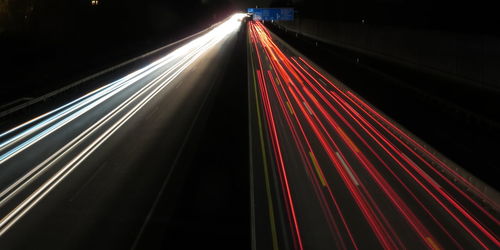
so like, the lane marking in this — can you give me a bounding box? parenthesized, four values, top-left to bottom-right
(247, 32, 258, 250)
(249, 42, 280, 250)
(286, 101, 294, 115)
(425, 237, 442, 250)
(337, 127, 360, 153)
(302, 101, 313, 115)
(309, 152, 327, 187)
(68, 161, 108, 202)
(335, 152, 359, 186)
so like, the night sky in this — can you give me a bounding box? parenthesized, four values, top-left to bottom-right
(0, 0, 495, 107)
(0, 0, 494, 44)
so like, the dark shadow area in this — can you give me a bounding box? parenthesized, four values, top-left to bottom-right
(0, 34, 200, 134)
(266, 22, 500, 190)
(0, 0, 239, 107)
(283, 0, 497, 36)
(133, 24, 250, 249)
(1, 1, 251, 246)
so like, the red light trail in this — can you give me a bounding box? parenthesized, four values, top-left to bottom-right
(248, 20, 498, 249)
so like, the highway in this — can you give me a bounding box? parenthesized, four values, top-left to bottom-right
(0, 14, 246, 249)
(248, 21, 499, 249)
(0, 14, 498, 250)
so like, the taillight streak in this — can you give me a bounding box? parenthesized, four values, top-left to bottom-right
(249, 20, 499, 249)
(291, 57, 465, 248)
(252, 31, 304, 248)
(295, 57, 498, 247)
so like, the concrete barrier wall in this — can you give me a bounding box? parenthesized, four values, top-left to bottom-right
(276, 18, 500, 90)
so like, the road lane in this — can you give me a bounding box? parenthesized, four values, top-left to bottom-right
(0, 14, 246, 249)
(248, 20, 499, 250)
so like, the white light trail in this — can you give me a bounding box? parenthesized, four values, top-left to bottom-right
(0, 14, 245, 164)
(0, 13, 246, 236)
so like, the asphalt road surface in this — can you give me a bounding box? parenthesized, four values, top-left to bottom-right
(248, 21, 499, 250)
(0, 14, 247, 249)
(1, 15, 498, 250)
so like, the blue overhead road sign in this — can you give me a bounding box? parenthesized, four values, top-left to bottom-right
(247, 8, 294, 21)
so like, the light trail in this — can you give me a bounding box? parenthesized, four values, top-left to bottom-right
(0, 13, 246, 237)
(248, 20, 499, 249)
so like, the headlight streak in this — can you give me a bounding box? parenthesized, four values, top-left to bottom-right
(0, 14, 245, 236)
(0, 35, 212, 162)
(0, 38, 199, 164)
(249, 20, 499, 249)
(0, 48, 179, 143)
(0, 46, 203, 206)
(0, 51, 181, 160)
(0, 13, 246, 163)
